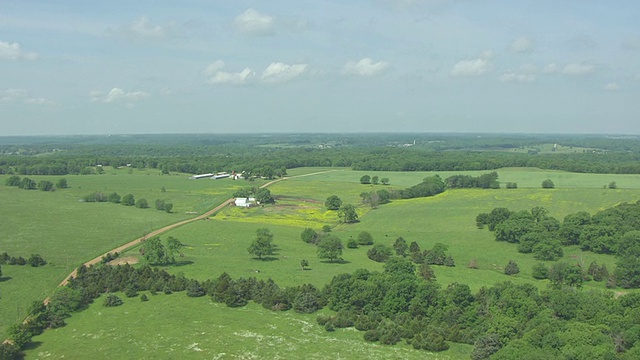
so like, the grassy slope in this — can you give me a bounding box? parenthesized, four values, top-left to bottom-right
(27, 293, 472, 360)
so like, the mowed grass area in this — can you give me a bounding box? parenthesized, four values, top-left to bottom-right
(0, 169, 246, 337)
(28, 293, 472, 360)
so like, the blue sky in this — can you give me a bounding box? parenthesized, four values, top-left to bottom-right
(1, 0, 639, 135)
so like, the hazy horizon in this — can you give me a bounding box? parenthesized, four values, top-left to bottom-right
(2, 1, 639, 136)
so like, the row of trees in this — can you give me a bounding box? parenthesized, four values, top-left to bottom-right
(5, 175, 67, 191)
(0, 252, 47, 267)
(359, 175, 390, 185)
(81, 192, 173, 212)
(445, 172, 500, 189)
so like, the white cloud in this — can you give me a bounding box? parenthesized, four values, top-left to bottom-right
(235, 8, 275, 36)
(2, 89, 55, 105)
(209, 68, 254, 85)
(203, 60, 225, 77)
(342, 58, 390, 77)
(1, 89, 28, 101)
(451, 50, 493, 77)
(91, 88, 150, 103)
(499, 71, 535, 83)
(25, 98, 56, 106)
(121, 17, 174, 42)
(0, 41, 38, 61)
(604, 82, 620, 91)
(203, 61, 254, 85)
(261, 62, 308, 83)
(543, 63, 558, 73)
(562, 62, 595, 75)
(508, 36, 534, 53)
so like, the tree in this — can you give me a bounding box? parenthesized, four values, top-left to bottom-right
(367, 244, 393, 262)
(393, 237, 408, 257)
(325, 195, 343, 210)
(301, 228, 318, 244)
(317, 235, 343, 262)
(27, 254, 47, 267)
(548, 261, 583, 288)
(505, 182, 517, 189)
(107, 192, 121, 203)
(155, 199, 166, 210)
(163, 203, 173, 213)
(5, 175, 21, 186)
(371, 176, 379, 185)
(322, 225, 332, 233)
(608, 181, 617, 189)
(504, 260, 520, 275)
(143, 237, 174, 265)
(532, 263, 549, 279)
(347, 238, 358, 248)
(38, 180, 54, 191)
(360, 175, 371, 184)
(136, 198, 149, 208)
(19, 177, 36, 190)
(541, 179, 555, 189)
(419, 263, 436, 281)
(121, 193, 135, 206)
(255, 188, 274, 204)
(381, 177, 390, 185)
(248, 228, 275, 259)
(338, 204, 358, 223)
(103, 294, 123, 307)
(357, 231, 374, 245)
(300, 259, 309, 270)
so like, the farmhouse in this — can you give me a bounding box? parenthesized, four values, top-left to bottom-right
(189, 173, 214, 180)
(234, 197, 257, 207)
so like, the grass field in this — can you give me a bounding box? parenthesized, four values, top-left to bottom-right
(26, 293, 472, 360)
(6, 167, 640, 358)
(0, 168, 248, 336)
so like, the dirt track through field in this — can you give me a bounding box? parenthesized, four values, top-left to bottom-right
(54, 169, 338, 289)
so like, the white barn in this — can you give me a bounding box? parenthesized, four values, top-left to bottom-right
(235, 197, 257, 207)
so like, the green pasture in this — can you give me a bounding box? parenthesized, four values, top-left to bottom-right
(135, 184, 631, 293)
(27, 293, 472, 360)
(6, 167, 640, 356)
(0, 170, 244, 336)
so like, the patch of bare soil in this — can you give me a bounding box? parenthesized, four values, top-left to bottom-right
(108, 256, 139, 266)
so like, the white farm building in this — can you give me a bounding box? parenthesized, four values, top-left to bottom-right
(234, 197, 257, 207)
(189, 173, 214, 180)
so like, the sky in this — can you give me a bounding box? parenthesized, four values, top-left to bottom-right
(1, 0, 639, 136)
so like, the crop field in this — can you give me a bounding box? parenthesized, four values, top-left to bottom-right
(5, 167, 640, 358)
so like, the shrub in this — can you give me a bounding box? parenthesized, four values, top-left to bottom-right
(103, 294, 123, 307)
(504, 260, 520, 275)
(357, 231, 374, 245)
(541, 179, 555, 189)
(125, 288, 138, 298)
(532, 263, 549, 279)
(136, 198, 149, 209)
(347, 238, 358, 249)
(140, 294, 149, 302)
(27, 254, 47, 267)
(505, 182, 518, 189)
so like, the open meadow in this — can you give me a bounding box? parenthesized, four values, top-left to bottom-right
(5, 167, 640, 358)
(0, 168, 251, 337)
